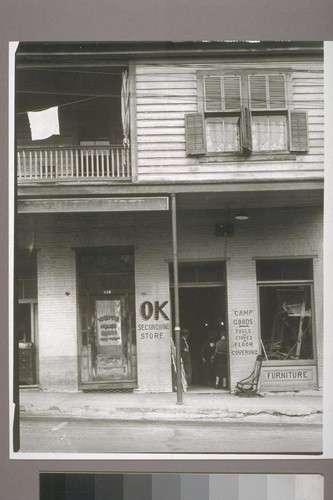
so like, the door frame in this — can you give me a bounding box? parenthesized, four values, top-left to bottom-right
(169, 259, 230, 390)
(75, 246, 137, 391)
(78, 291, 137, 390)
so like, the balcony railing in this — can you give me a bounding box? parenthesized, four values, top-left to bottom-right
(17, 145, 131, 181)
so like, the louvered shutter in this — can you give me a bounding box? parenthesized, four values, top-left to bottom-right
(289, 111, 309, 152)
(204, 75, 241, 112)
(249, 75, 267, 109)
(241, 106, 252, 152)
(185, 113, 205, 155)
(224, 76, 241, 110)
(204, 77, 223, 111)
(249, 74, 286, 109)
(268, 74, 286, 109)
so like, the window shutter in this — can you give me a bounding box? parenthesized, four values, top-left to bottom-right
(289, 111, 309, 152)
(268, 74, 286, 109)
(185, 113, 205, 155)
(249, 75, 267, 109)
(204, 75, 241, 111)
(224, 76, 241, 110)
(249, 74, 286, 109)
(204, 77, 222, 112)
(241, 106, 252, 152)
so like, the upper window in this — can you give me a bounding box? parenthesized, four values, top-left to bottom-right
(185, 71, 309, 156)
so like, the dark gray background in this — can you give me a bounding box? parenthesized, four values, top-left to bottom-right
(1, 1, 333, 499)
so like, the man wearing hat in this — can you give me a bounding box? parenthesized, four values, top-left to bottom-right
(180, 328, 192, 386)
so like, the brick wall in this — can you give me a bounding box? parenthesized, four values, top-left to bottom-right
(37, 246, 78, 390)
(18, 205, 322, 392)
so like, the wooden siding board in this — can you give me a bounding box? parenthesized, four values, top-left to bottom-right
(137, 103, 197, 114)
(137, 155, 324, 166)
(137, 160, 318, 175)
(138, 144, 186, 152)
(137, 120, 185, 128)
(137, 90, 197, 98)
(137, 112, 192, 120)
(136, 81, 197, 89)
(137, 99, 197, 107)
(138, 133, 185, 144)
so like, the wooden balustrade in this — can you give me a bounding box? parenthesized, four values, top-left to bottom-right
(17, 146, 131, 181)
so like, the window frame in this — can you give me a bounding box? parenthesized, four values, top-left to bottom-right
(186, 68, 308, 158)
(256, 258, 316, 365)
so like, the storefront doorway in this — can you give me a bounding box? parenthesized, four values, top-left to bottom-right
(77, 247, 137, 390)
(170, 261, 229, 390)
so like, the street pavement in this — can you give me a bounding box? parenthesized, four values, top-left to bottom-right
(19, 417, 322, 454)
(19, 387, 322, 424)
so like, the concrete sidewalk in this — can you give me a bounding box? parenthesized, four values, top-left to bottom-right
(19, 387, 323, 424)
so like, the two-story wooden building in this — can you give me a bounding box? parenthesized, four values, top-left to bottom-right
(15, 41, 324, 393)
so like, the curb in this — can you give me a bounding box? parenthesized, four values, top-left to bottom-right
(20, 406, 323, 424)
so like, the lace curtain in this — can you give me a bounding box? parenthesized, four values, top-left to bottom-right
(206, 117, 240, 152)
(252, 115, 287, 151)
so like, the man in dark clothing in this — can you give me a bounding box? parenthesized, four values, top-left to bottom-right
(201, 330, 218, 386)
(215, 330, 228, 389)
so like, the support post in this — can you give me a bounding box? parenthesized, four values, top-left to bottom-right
(171, 193, 183, 404)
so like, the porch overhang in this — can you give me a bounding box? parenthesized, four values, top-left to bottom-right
(17, 180, 324, 213)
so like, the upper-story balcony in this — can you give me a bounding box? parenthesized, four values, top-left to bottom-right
(16, 57, 131, 184)
(17, 144, 131, 182)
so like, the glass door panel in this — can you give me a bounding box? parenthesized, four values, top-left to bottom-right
(92, 297, 125, 381)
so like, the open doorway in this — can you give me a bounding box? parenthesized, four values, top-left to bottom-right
(179, 287, 228, 389)
(170, 261, 229, 391)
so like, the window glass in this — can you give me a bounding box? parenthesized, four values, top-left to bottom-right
(18, 278, 38, 299)
(18, 279, 24, 299)
(205, 117, 241, 152)
(178, 266, 197, 283)
(170, 262, 225, 285)
(252, 115, 287, 151)
(256, 259, 313, 281)
(78, 252, 134, 275)
(79, 274, 134, 293)
(17, 303, 32, 343)
(23, 278, 38, 299)
(197, 262, 225, 282)
(17, 249, 37, 276)
(259, 285, 313, 360)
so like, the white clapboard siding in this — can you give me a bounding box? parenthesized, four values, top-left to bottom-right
(137, 133, 185, 142)
(135, 61, 323, 182)
(138, 170, 323, 184)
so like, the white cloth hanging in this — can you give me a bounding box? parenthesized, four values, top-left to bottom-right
(28, 106, 60, 141)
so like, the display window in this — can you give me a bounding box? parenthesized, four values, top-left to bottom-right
(257, 259, 315, 362)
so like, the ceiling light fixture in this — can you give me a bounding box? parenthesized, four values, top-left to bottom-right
(235, 210, 250, 221)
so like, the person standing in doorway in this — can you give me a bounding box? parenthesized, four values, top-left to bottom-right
(201, 330, 218, 386)
(215, 329, 228, 389)
(180, 328, 192, 386)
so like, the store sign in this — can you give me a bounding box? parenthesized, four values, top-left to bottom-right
(230, 309, 258, 356)
(138, 300, 170, 340)
(96, 299, 122, 346)
(140, 301, 169, 321)
(263, 367, 314, 382)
